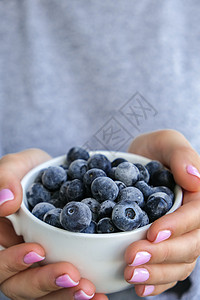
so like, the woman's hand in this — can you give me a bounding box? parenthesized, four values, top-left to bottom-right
(0, 149, 108, 300)
(125, 129, 200, 297)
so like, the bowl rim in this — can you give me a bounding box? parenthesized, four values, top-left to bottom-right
(20, 151, 183, 239)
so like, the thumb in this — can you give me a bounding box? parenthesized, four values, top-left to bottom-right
(128, 129, 200, 192)
(0, 149, 51, 216)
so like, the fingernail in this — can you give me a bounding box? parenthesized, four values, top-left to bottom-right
(0, 189, 14, 205)
(23, 251, 45, 264)
(56, 274, 79, 288)
(129, 268, 149, 283)
(142, 285, 155, 296)
(186, 165, 200, 179)
(74, 290, 95, 300)
(153, 230, 171, 243)
(129, 251, 151, 267)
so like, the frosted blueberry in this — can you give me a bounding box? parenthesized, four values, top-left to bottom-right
(97, 217, 118, 234)
(112, 201, 143, 231)
(67, 147, 90, 164)
(43, 208, 62, 228)
(60, 201, 92, 232)
(87, 154, 111, 174)
(117, 187, 145, 208)
(115, 162, 140, 186)
(68, 159, 88, 180)
(91, 177, 119, 202)
(32, 202, 55, 221)
(26, 183, 51, 207)
(42, 166, 67, 191)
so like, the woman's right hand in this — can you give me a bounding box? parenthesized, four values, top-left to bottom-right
(0, 149, 108, 300)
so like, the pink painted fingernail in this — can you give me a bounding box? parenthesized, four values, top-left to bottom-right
(129, 268, 149, 283)
(56, 274, 79, 288)
(143, 285, 155, 296)
(23, 251, 45, 264)
(0, 189, 14, 205)
(129, 251, 151, 267)
(74, 290, 94, 300)
(153, 230, 171, 243)
(186, 165, 200, 179)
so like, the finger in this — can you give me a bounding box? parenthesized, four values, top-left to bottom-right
(38, 278, 108, 300)
(0, 217, 23, 247)
(124, 261, 196, 286)
(147, 191, 200, 242)
(0, 243, 45, 283)
(1, 261, 84, 300)
(0, 148, 51, 216)
(134, 282, 177, 297)
(128, 129, 200, 192)
(125, 229, 200, 266)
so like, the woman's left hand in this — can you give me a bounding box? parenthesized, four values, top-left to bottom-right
(125, 129, 200, 297)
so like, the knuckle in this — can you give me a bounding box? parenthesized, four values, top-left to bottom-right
(0, 153, 19, 165)
(179, 263, 195, 281)
(2, 260, 22, 275)
(0, 285, 25, 300)
(31, 269, 56, 294)
(186, 230, 200, 263)
(160, 243, 171, 263)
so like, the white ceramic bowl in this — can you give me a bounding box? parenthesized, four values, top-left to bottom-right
(7, 151, 182, 294)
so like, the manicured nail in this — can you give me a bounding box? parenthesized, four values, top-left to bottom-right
(142, 285, 155, 296)
(186, 165, 200, 179)
(129, 268, 149, 283)
(129, 251, 151, 267)
(0, 189, 14, 205)
(23, 251, 45, 264)
(56, 274, 79, 288)
(74, 290, 95, 300)
(153, 230, 171, 243)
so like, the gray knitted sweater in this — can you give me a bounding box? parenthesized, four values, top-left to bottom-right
(0, 1, 200, 299)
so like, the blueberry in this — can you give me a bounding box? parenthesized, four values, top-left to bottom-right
(87, 154, 111, 174)
(111, 157, 128, 167)
(60, 201, 92, 232)
(81, 197, 100, 222)
(107, 167, 116, 180)
(34, 168, 47, 183)
(134, 163, 150, 183)
(151, 186, 174, 202)
(150, 169, 175, 191)
(48, 197, 65, 208)
(114, 180, 126, 192)
(59, 181, 71, 202)
(117, 187, 145, 208)
(112, 201, 143, 231)
(145, 192, 173, 222)
(81, 221, 97, 234)
(32, 202, 55, 220)
(67, 146, 90, 164)
(98, 200, 116, 219)
(91, 177, 119, 202)
(115, 162, 140, 186)
(145, 160, 163, 182)
(83, 168, 107, 191)
(42, 166, 67, 191)
(48, 190, 66, 208)
(26, 183, 51, 207)
(61, 179, 85, 202)
(139, 210, 150, 227)
(68, 159, 88, 180)
(134, 180, 153, 200)
(43, 208, 63, 228)
(97, 217, 118, 233)
(60, 164, 68, 170)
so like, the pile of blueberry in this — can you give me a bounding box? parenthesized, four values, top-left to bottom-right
(26, 147, 176, 234)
